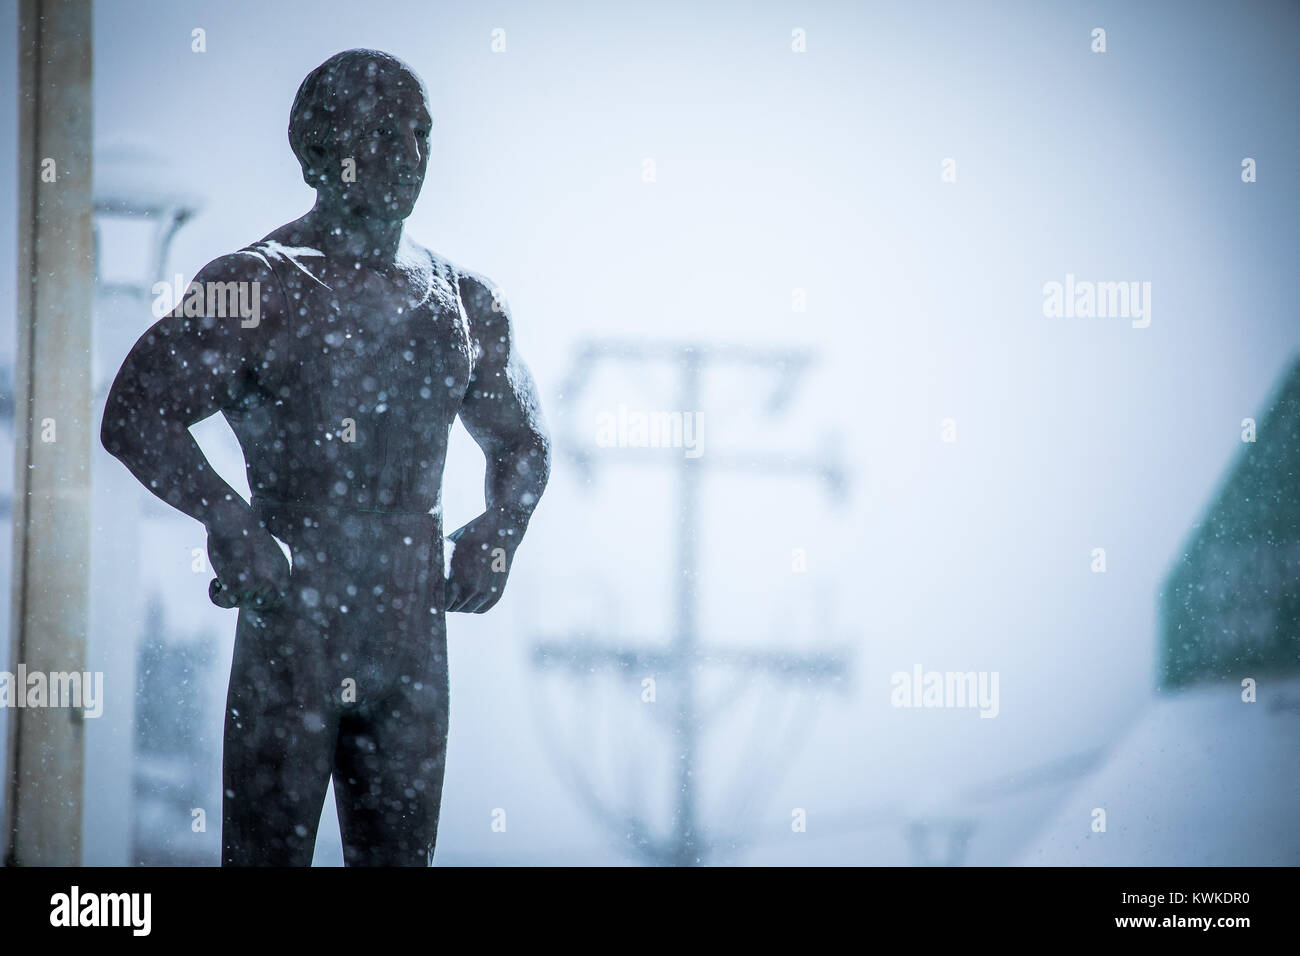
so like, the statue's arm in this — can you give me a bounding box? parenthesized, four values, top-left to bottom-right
(445, 270, 551, 612)
(102, 251, 291, 609)
(100, 252, 276, 529)
(456, 271, 551, 525)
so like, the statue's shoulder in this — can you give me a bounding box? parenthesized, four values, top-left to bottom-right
(190, 247, 279, 286)
(242, 225, 325, 270)
(230, 224, 333, 299)
(406, 241, 496, 310)
(405, 241, 472, 285)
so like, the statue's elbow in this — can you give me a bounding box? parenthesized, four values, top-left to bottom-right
(98, 392, 133, 463)
(99, 413, 122, 460)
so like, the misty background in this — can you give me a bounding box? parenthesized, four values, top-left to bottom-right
(0, 0, 1297, 864)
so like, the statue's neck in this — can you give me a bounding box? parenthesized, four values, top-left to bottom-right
(302, 200, 406, 267)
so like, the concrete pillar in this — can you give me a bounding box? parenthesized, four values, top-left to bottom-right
(4, 0, 94, 866)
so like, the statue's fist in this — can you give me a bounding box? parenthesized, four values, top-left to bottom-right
(444, 512, 519, 613)
(205, 506, 291, 611)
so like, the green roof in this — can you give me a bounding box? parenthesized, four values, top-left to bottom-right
(1160, 360, 1300, 691)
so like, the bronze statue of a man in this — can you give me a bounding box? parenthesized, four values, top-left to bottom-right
(101, 49, 550, 866)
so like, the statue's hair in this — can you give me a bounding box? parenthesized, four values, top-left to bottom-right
(288, 49, 417, 186)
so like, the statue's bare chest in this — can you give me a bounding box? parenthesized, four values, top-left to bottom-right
(262, 256, 473, 417)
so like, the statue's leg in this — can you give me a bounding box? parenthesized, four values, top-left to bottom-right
(333, 619, 450, 866)
(221, 603, 338, 866)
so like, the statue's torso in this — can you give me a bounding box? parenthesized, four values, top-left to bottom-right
(223, 237, 473, 518)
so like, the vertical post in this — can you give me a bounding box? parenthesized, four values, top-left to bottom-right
(4, 0, 94, 866)
(671, 351, 701, 865)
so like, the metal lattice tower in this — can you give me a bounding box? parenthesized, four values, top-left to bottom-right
(532, 340, 851, 865)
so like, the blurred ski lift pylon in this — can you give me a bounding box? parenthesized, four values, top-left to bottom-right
(556, 338, 848, 506)
(94, 143, 202, 295)
(531, 337, 853, 865)
(89, 143, 208, 865)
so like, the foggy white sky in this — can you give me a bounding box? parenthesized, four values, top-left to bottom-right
(1, 0, 1297, 864)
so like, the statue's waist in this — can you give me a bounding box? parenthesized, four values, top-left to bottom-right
(251, 495, 443, 549)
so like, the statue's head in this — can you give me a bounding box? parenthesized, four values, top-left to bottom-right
(289, 49, 431, 220)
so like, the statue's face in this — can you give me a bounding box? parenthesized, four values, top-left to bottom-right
(315, 63, 432, 221)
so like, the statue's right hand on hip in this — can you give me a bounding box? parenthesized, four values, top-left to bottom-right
(204, 500, 291, 612)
